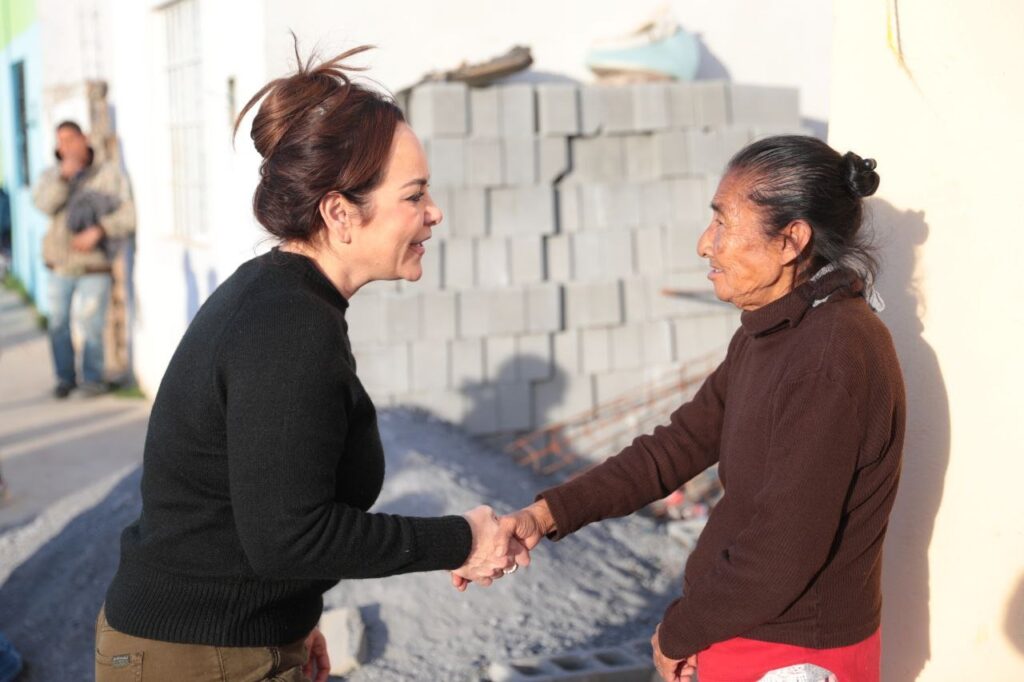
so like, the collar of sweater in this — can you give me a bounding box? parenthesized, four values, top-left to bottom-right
(268, 247, 350, 312)
(740, 269, 863, 338)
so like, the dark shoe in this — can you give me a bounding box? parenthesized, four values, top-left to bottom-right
(78, 381, 111, 398)
(54, 381, 76, 399)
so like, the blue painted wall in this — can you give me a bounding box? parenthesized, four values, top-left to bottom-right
(1, 20, 51, 313)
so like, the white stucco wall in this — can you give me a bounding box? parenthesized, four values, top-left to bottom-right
(829, 1, 1024, 679)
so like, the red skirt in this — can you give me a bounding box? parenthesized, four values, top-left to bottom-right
(695, 628, 880, 682)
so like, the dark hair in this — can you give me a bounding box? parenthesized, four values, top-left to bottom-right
(234, 40, 405, 242)
(726, 135, 881, 284)
(56, 120, 84, 135)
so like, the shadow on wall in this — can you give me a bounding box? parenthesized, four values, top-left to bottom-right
(183, 251, 219, 324)
(870, 200, 950, 682)
(694, 34, 731, 81)
(1006, 573, 1024, 654)
(459, 355, 567, 441)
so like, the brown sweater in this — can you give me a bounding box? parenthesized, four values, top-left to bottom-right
(539, 270, 905, 659)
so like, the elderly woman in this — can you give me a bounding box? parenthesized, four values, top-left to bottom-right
(505, 136, 904, 682)
(96, 47, 524, 682)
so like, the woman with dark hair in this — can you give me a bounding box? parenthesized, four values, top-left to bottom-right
(504, 136, 904, 682)
(96, 46, 525, 682)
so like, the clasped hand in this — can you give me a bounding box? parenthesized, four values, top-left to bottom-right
(450, 502, 554, 591)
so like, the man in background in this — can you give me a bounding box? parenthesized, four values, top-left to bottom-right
(32, 121, 135, 398)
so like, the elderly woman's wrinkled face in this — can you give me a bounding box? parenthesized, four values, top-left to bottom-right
(697, 172, 793, 311)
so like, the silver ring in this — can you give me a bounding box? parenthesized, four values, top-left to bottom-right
(502, 563, 518, 576)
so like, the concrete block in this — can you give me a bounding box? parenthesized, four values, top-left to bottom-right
(634, 225, 667, 275)
(693, 80, 730, 127)
(443, 238, 476, 290)
(509, 235, 545, 284)
(450, 337, 486, 387)
(533, 374, 595, 426)
(638, 180, 674, 228)
(631, 82, 670, 131)
(664, 221, 705, 272)
(489, 641, 655, 682)
(409, 82, 468, 137)
(579, 183, 641, 230)
(687, 127, 752, 176)
(610, 324, 644, 371)
(499, 83, 536, 136)
(538, 137, 570, 183)
(410, 339, 450, 391)
(418, 238, 443, 289)
(536, 83, 580, 136)
(486, 335, 518, 383)
(641, 319, 675, 365)
(449, 187, 488, 238)
(557, 184, 582, 233)
(652, 130, 691, 177)
(551, 329, 580, 376)
(384, 294, 421, 342)
(666, 82, 698, 128)
(525, 282, 563, 333)
(623, 134, 659, 182)
(580, 326, 612, 375)
(355, 343, 410, 396)
(503, 136, 537, 185)
(621, 276, 653, 323)
(497, 381, 534, 432)
(729, 84, 800, 127)
(572, 230, 634, 282)
(476, 237, 511, 288)
(666, 178, 708, 224)
(461, 383, 499, 434)
(424, 138, 465, 186)
(517, 333, 554, 380)
(319, 607, 367, 677)
(580, 85, 635, 134)
(568, 136, 625, 183)
(565, 281, 623, 329)
(469, 86, 501, 137)
(459, 287, 527, 336)
(651, 271, 720, 319)
(490, 186, 556, 236)
(465, 138, 504, 187)
(420, 291, 457, 341)
(345, 292, 386, 344)
(545, 234, 573, 282)
(594, 369, 647, 405)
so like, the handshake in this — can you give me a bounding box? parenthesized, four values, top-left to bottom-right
(449, 500, 555, 591)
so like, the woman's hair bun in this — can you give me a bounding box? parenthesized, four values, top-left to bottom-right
(842, 151, 880, 198)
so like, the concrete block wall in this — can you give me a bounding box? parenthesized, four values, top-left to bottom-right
(345, 79, 802, 449)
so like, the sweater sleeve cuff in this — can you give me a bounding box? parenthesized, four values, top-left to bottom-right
(407, 515, 473, 571)
(535, 485, 577, 541)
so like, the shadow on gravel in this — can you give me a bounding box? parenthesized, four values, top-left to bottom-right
(0, 467, 141, 682)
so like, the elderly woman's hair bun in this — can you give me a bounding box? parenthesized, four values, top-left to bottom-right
(842, 151, 880, 198)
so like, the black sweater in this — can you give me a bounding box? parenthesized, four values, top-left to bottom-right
(105, 249, 472, 646)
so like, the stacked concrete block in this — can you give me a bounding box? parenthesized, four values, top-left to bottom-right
(410, 340, 450, 392)
(565, 280, 623, 329)
(469, 87, 501, 137)
(408, 82, 468, 137)
(510, 235, 546, 284)
(490, 186, 556, 236)
(459, 287, 527, 337)
(464, 138, 504, 186)
(524, 282, 563, 333)
(448, 187, 488, 238)
(503, 137, 538, 185)
(499, 84, 536, 136)
(476, 237, 511, 288)
(536, 83, 580, 136)
(443, 238, 476, 289)
(353, 79, 803, 441)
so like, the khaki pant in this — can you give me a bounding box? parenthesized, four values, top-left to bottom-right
(95, 607, 310, 682)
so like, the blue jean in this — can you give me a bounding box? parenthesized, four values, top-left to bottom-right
(48, 272, 111, 385)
